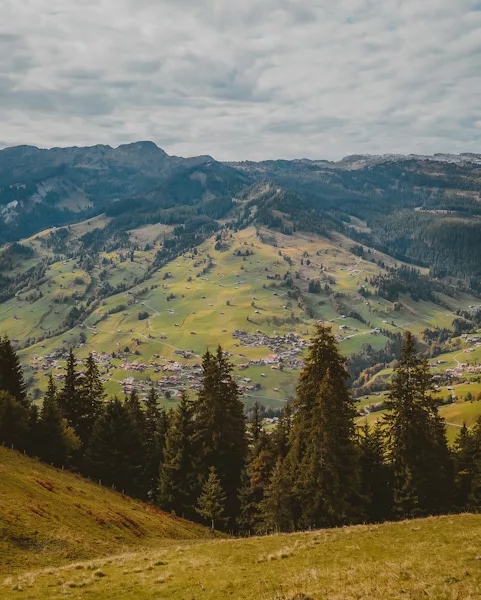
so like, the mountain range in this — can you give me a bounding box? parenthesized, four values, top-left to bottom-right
(1, 141, 481, 280)
(1, 141, 481, 418)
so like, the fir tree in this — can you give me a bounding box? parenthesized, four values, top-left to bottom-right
(0, 336, 27, 407)
(260, 458, 294, 532)
(58, 349, 82, 438)
(453, 419, 481, 510)
(384, 332, 453, 517)
(196, 466, 227, 531)
(239, 407, 274, 533)
(238, 447, 275, 534)
(248, 401, 264, 448)
(85, 397, 145, 497)
(272, 399, 292, 459)
(158, 393, 196, 518)
(144, 386, 167, 499)
(357, 422, 392, 522)
(193, 346, 247, 527)
(78, 353, 104, 442)
(125, 387, 145, 430)
(285, 324, 361, 529)
(38, 375, 80, 466)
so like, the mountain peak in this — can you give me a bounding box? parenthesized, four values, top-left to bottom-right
(116, 141, 167, 155)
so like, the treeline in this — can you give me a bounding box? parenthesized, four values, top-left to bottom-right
(2, 327, 481, 533)
(369, 211, 481, 279)
(370, 265, 450, 303)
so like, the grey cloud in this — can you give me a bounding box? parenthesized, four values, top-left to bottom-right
(0, 0, 480, 160)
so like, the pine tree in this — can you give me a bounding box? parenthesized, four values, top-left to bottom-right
(144, 386, 168, 499)
(38, 375, 80, 466)
(272, 399, 292, 459)
(260, 458, 294, 532)
(453, 419, 481, 511)
(0, 390, 29, 449)
(158, 393, 197, 518)
(285, 324, 361, 529)
(248, 401, 263, 448)
(58, 349, 82, 438)
(125, 387, 145, 430)
(193, 346, 247, 527)
(85, 397, 145, 497)
(238, 447, 276, 534)
(239, 406, 274, 534)
(25, 403, 39, 456)
(196, 466, 227, 531)
(357, 422, 392, 522)
(78, 353, 104, 442)
(0, 336, 27, 407)
(384, 332, 453, 518)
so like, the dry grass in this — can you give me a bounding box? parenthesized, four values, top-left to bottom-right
(0, 447, 212, 577)
(2, 514, 481, 599)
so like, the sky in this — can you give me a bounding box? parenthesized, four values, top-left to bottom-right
(1, 0, 481, 161)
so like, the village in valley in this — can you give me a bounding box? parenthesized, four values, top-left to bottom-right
(25, 329, 310, 411)
(4, 221, 481, 437)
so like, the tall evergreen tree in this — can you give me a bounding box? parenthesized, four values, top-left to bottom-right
(248, 401, 264, 448)
(0, 336, 27, 407)
(85, 397, 145, 497)
(78, 353, 105, 442)
(272, 399, 292, 460)
(193, 346, 247, 527)
(144, 386, 168, 499)
(239, 407, 274, 533)
(357, 422, 392, 522)
(58, 349, 82, 439)
(260, 458, 295, 532)
(384, 332, 452, 518)
(196, 466, 227, 531)
(158, 392, 197, 518)
(125, 387, 145, 430)
(37, 375, 79, 466)
(453, 419, 481, 511)
(285, 324, 361, 529)
(238, 447, 275, 534)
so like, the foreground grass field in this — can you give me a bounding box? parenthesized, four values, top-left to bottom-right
(3, 448, 481, 599)
(3, 514, 481, 599)
(0, 448, 210, 576)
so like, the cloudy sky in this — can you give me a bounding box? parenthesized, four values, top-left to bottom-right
(1, 0, 481, 160)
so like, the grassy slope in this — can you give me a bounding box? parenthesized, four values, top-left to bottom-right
(4, 216, 481, 427)
(0, 448, 210, 576)
(3, 514, 481, 599)
(6, 221, 476, 410)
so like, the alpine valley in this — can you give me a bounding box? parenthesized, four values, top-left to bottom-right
(2, 142, 481, 434)
(4, 142, 481, 599)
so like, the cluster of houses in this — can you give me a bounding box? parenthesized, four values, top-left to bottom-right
(232, 329, 307, 370)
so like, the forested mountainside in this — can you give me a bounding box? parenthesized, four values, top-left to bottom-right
(2, 143, 481, 433)
(1, 143, 481, 278)
(0, 142, 233, 242)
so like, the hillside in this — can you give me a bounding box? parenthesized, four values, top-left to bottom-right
(0, 448, 210, 576)
(0, 142, 248, 242)
(3, 142, 481, 280)
(6, 221, 478, 411)
(1, 144, 481, 428)
(3, 510, 481, 599)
